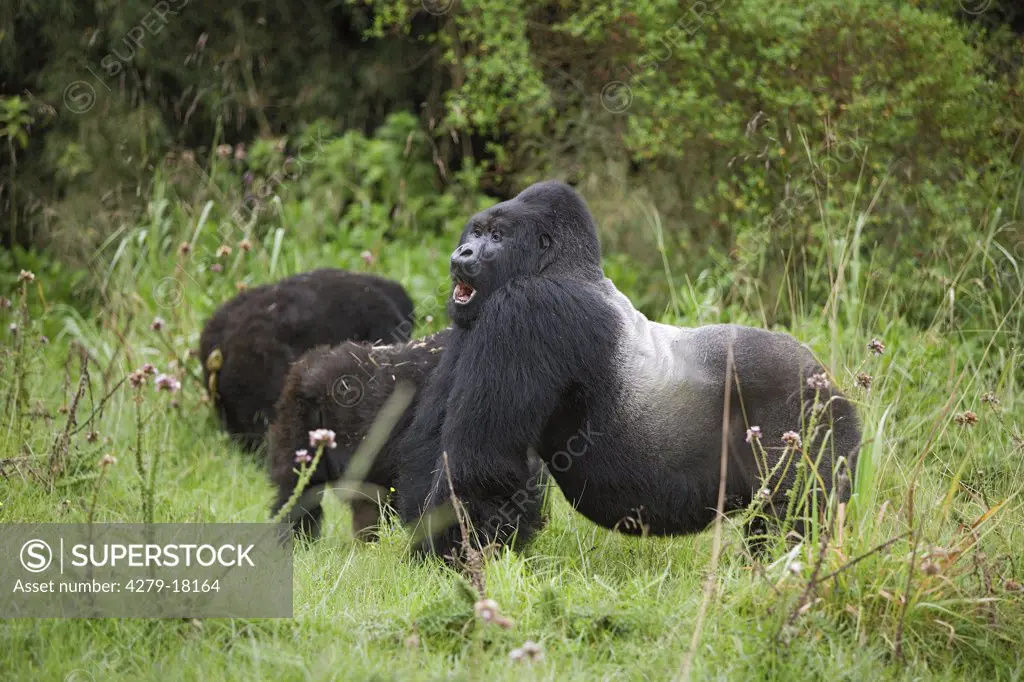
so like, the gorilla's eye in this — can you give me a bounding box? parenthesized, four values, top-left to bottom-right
(471, 226, 483, 238)
(490, 230, 502, 242)
(539, 234, 551, 250)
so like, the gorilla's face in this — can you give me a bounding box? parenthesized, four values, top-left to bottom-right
(448, 181, 604, 328)
(448, 206, 551, 327)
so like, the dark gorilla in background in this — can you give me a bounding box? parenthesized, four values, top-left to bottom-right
(398, 181, 861, 559)
(199, 268, 414, 451)
(267, 330, 547, 543)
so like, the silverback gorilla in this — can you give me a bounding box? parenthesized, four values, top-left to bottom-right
(268, 330, 547, 543)
(397, 181, 860, 559)
(199, 268, 414, 451)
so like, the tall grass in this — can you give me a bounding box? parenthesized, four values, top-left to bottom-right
(0, 164, 1021, 680)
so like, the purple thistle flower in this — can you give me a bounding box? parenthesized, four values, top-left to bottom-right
(141, 363, 158, 375)
(18, 270, 35, 284)
(0, 297, 11, 309)
(868, 338, 885, 355)
(510, 640, 543, 663)
(806, 373, 830, 391)
(745, 426, 762, 443)
(154, 374, 181, 393)
(308, 428, 337, 449)
(781, 430, 802, 448)
(474, 598, 499, 622)
(361, 250, 376, 265)
(128, 369, 147, 388)
(294, 449, 313, 465)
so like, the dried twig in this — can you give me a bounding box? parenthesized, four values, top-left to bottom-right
(48, 346, 89, 485)
(441, 451, 486, 597)
(677, 335, 736, 682)
(71, 376, 128, 436)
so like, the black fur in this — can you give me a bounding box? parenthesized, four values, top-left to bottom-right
(398, 181, 861, 558)
(266, 331, 547, 544)
(199, 268, 414, 451)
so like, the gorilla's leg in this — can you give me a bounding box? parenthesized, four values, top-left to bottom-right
(350, 498, 382, 542)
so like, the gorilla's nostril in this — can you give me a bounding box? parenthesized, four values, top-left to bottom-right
(453, 244, 474, 261)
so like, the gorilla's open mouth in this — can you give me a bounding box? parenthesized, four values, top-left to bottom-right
(452, 280, 476, 305)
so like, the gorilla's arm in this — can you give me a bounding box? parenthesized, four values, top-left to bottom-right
(395, 334, 462, 522)
(420, 277, 619, 555)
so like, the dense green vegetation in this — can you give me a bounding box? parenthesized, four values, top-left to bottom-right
(1, 0, 1023, 679)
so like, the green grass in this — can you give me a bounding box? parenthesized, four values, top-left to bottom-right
(1, 177, 1022, 681)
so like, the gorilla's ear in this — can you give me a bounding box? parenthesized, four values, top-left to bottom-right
(538, 231, 557, 273)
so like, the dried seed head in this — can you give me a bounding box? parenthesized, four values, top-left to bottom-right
(856, 372, 873, 390)
(954, 411, 978, 427)
(17, 269, 35, 284)
(128, 369, 147, 388)
(216, 245, 232, 258)
(980, 392, 1000, 408)
(178, 242, 192, 256)
(150, 317, 165, 332)
(238, 238, 253, 252)
(868, 338, 885, 355)
(99, 454, 117, 467)
(216, 144, 232, 159)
